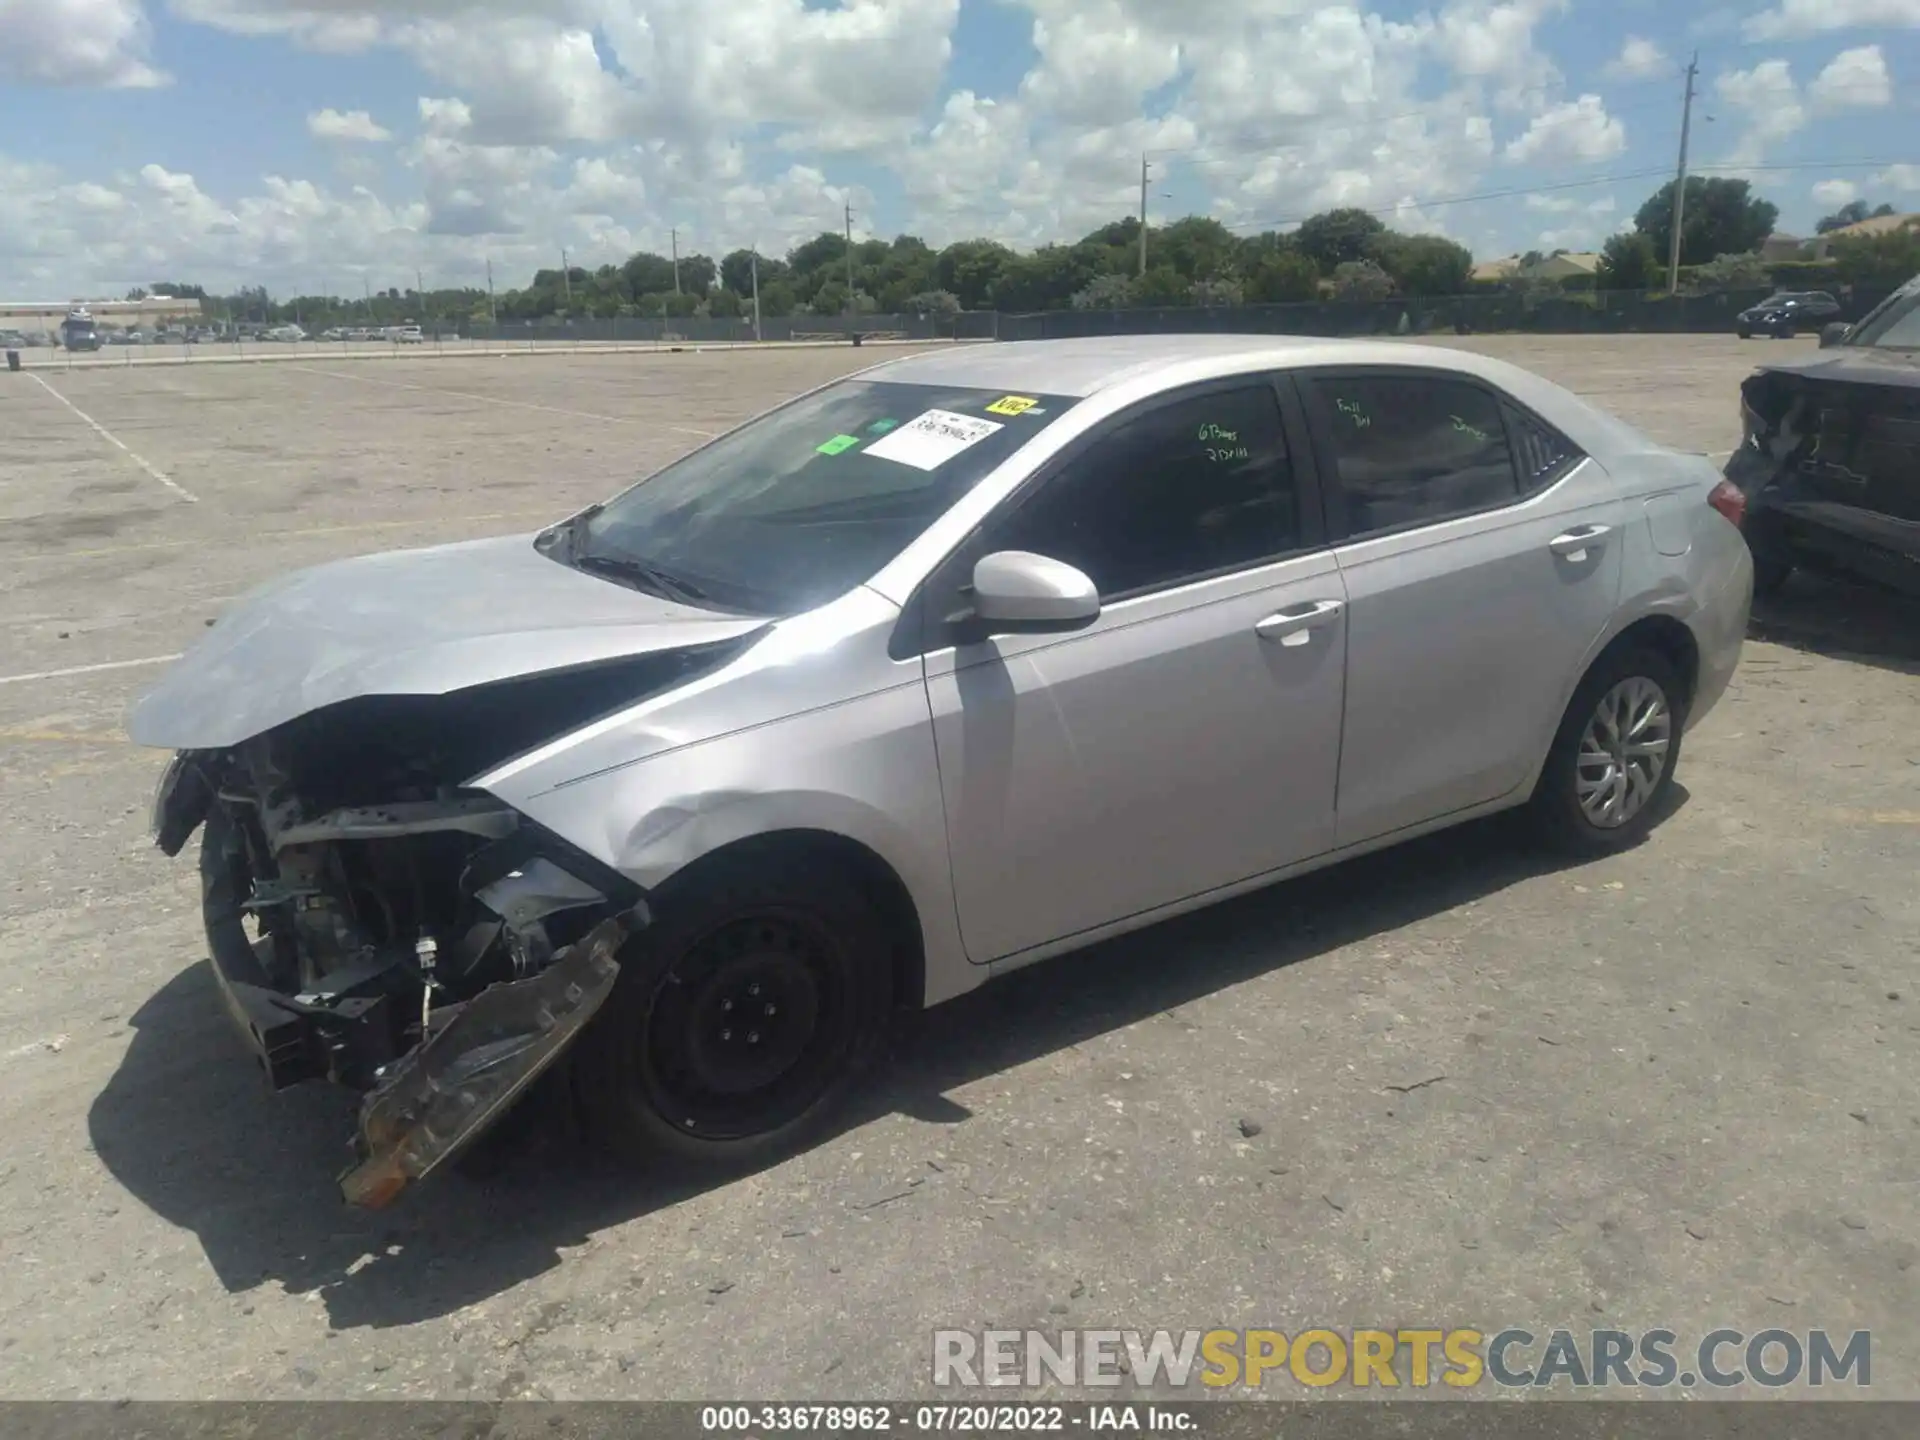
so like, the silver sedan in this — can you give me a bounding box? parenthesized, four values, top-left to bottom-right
(131, 335, 1753, 1204)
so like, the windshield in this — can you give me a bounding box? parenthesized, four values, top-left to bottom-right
(566, 378, 1080, 615)
(1845, 284, 1920, 349)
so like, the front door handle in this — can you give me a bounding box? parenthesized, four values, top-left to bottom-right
(1255, 599, 1345, 647)
(1549, 524, 1612, 560)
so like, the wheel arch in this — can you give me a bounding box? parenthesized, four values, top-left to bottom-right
(1524, 605, 1704, 796)
(647, 827, 930, 1014)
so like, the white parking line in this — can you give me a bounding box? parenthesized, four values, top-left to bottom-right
(29, 374, 200, 503)
(287, 365, 719, 439)
(0, 653, 182, 687)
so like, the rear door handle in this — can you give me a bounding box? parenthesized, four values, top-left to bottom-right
(1255, 599, 1345, 647)
(1549, 524, 1613, 560)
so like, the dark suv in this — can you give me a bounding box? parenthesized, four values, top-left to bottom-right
(1736, 291, 1840, 339)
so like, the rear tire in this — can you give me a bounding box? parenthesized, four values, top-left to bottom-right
(1737, 326, 1752, 340)
(1529, 646, 1686, 856)
(574, 849, 895, 1173)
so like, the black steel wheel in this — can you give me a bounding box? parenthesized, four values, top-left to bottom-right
(575, 848, 896, 1170)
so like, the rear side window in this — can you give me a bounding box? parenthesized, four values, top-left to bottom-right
(1312, 374, 1519, 538)
(985, 384, 1298, 598)
(1505, 404, 1584, 490)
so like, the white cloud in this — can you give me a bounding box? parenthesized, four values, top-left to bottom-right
(1525, 192, 1615, 215)
(1713, 60, 1805, 170)
(1874, 163, 1920, 193)
(1503, 95, 1626, 163)
(1808, 45, 1892, 109)
(1429, 0, 1569, 111)
(307, 108, 391, 143)
(0, 0, 168, 87)
(1746, 0, 1920, 40)
(1811, 178, 1859, 207)
(1602, 36, 1667, 81)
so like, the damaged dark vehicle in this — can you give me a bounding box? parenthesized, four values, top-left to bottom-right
(1724, 274, 1920, 598)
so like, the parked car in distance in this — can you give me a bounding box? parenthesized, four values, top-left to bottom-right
(264, 324, 307, 342)
(1736, 291, 1840, 340)
(320, 328, 346, 342)
(391, 325, 426, 343)
(343, 327, 372, 342)
(1724, 272, 1920, 598)
(131, 335, 1753, 1207)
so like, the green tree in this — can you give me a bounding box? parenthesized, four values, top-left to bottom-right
(1331, 259, 1395, 301)
(759, 280, 797, 317)
(1829, 226, 1920, 283)
(720, 249, 783, 296)
(1150, 215, 1240, 282)
(1071, 273, 1136, 310)
(935, 239, 1016, 309)
(990, 245, 1102, 312)
(904, 289, 962, 317)
(679, 254, 718, 297)
(1633, 177, 1779, 267)
(1595, 231, 1660, 290)
(1244, 247, 1320, 303)
(1295, 208, 1387, 272)
(1365, 233, 1473, 295)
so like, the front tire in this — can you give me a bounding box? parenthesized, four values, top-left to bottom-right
(1737, 326, 1752, 340)
(1529, 646, 1686, 856)
(574, 849, 896, 1172)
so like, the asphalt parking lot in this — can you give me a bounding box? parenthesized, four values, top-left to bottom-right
(0, 334, 1916, 1402)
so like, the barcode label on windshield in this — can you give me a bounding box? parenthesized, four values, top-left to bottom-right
(863, 408, 1004, 471)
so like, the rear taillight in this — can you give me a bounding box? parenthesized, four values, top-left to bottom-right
(1708, 479, 1747, 529)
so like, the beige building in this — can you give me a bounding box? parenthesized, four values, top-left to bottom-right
(1471, 251, 1600, 284)
(1810, 212, 1920, 259)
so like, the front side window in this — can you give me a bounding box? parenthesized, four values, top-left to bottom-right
(1846, 283, 1920, 350)
(565, 379, 1080, 615)
(983, 383, 1299, 599)
(1313, 374, 1519, 537)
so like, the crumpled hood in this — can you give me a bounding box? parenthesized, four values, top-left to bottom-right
(127, 532, 769, 749)
(1753, 346, 1920, 391)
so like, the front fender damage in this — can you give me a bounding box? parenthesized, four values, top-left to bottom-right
(340, 908, 640, 1208)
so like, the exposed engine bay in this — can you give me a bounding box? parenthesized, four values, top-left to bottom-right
(151, 644, 749, 1207)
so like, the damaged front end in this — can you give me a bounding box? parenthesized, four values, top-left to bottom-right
(150, 677, 681, 1209)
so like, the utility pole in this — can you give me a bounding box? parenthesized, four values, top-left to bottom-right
(671, 228, 681, 293)
(363, 275, 371, 324)
(486, 257, 497, 326)
(416, 266, 427, 334)
(844, 201, 857, 316)
(1138, 154, 1151, 277)
(751, 249, 763, 343)
(561, 247, 571, 305)
(1666, 51, 1699, 295)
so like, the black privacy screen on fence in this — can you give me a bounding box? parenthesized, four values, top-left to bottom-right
(457, 283, 1900, 347)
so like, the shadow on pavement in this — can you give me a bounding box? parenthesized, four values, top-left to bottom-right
(88, 802, 1675, 1331)
(1750, 570, 1920, 673)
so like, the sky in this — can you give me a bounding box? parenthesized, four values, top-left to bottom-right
(0, 0, 1917, 299)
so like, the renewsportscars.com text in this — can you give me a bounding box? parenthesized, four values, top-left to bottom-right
(931, 1327, 1871, 1390)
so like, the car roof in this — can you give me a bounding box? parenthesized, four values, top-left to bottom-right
(860, 332, 1667, 463)
(863, 334, 1389, 398)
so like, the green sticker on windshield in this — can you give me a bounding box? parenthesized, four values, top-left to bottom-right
(866, 418, 898, 435)
(817, 433, 862, 455)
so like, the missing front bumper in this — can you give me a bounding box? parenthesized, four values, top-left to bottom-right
(337, 914, 632, 1209)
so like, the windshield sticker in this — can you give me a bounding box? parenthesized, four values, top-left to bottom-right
(985, 394, 1039, 416)
(1336, 398, 1371, 428)
(816, 433, 862, 456)
(866, 418, 899, 435)
(863, 408, 1004, 471)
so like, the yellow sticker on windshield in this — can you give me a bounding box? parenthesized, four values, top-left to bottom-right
(985, 394, 1039, 416)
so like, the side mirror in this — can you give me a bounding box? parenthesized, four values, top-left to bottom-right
(963, 551, 1101, 637)
(1820, 322, 1850, 348)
